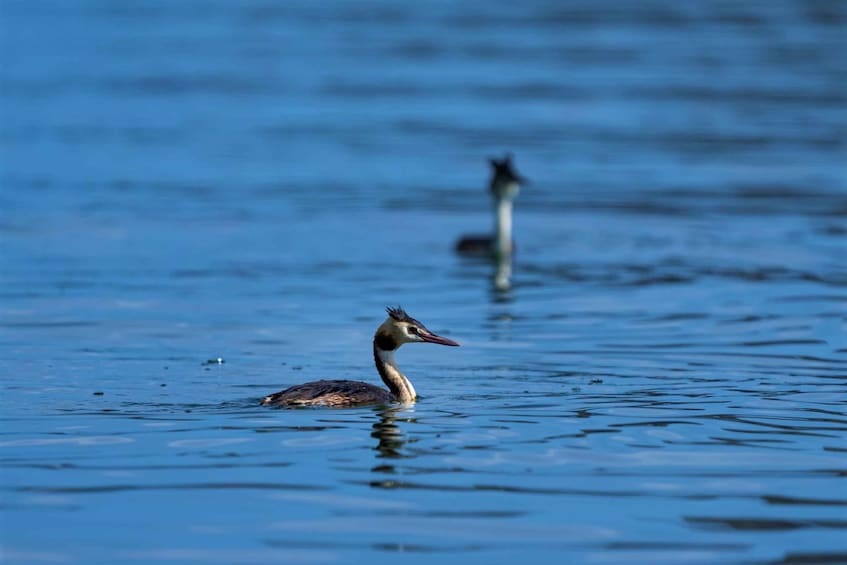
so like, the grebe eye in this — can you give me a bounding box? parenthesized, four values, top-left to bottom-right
(408, 326, 418, 334)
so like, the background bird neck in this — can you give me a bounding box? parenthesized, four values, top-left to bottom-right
(494, 198, 513, 257)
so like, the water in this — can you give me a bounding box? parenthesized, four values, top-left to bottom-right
(1, 1, 846, 563)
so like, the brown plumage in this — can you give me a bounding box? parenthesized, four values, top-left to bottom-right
(261, 307, 459, 408)
(262, 379, 394, 407)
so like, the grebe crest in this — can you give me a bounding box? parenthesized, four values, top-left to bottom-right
(489, 154, 523, 202)
(261, 306, 459, 408)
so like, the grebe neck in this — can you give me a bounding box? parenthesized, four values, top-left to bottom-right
(494, 197, 513, 258)
(373, 340, 416, 403)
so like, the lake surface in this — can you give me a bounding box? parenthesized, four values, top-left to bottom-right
(1, 1, 846, 563)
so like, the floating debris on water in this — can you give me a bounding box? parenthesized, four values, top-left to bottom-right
(202, 357, 225, 366)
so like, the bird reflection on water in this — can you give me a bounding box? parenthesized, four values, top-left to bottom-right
(371, 406, 412, 463)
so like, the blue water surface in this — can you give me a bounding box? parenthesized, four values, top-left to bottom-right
(1, 1, 846, 564)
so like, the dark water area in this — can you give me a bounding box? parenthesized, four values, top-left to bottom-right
(1, 1, 846, 563)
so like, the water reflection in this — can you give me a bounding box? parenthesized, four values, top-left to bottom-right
(492, 254, 514, 294)
(371, 406, 414, 463)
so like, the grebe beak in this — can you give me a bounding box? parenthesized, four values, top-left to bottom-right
(421, 332, 460, 347)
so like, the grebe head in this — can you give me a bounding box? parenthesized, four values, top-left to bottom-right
(489, 153, 526, 202)
(376, 306, 460, 349)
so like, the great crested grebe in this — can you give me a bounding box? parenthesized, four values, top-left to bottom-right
(261, 307, 459, 408)
(455, 154, 527, 259)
